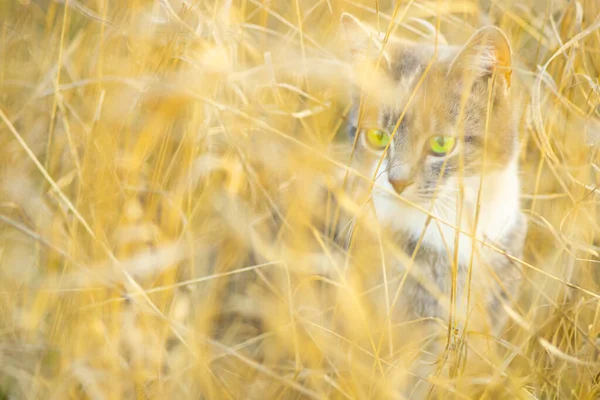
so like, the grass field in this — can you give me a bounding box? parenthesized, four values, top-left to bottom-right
(1, 0, 600, 398)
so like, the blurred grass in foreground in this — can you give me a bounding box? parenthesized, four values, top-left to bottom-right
(1, 0, 600, 398)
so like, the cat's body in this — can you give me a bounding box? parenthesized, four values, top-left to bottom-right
(372, 147, 526, 331)
(342, 15, 527, 389)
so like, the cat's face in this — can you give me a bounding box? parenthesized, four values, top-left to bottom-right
(345, 20, 518, 206)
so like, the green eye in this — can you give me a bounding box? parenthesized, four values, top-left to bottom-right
(428, 135, 456, 156)
(365, 129, 390, 150)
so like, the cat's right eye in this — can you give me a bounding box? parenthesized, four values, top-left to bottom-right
(428, 135, 456, 156)
(365, 129, 390, 150)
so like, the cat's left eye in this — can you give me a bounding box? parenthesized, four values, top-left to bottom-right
(365, 129, 390, 150)
(428, 135, 456, 156)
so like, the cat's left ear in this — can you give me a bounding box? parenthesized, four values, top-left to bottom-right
(341, 13, 391, 69)
(449, 26, 512, 89)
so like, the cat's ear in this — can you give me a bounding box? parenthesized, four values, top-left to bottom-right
(341, 13, 391, 68)
(449, 26, 512, 89)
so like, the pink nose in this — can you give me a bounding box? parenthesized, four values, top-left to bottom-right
(389, 178, 413, 194)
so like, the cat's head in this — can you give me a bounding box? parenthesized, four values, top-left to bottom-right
(343, 15, 518, 205)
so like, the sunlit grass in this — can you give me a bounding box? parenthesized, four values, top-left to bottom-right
(0, 0, 599, 398)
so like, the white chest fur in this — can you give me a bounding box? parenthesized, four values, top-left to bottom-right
(371, 159, 521, 266)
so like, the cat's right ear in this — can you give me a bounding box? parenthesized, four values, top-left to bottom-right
(448, 26, 512, 89)
(341, 13, 391, 68)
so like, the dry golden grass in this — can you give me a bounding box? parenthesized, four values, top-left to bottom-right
(1, 0, 600, 398)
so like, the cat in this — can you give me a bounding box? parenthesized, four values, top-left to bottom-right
(341, 13, 528, 395)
